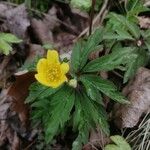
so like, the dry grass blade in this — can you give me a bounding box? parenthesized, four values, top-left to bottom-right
(124, 111, 150, 150)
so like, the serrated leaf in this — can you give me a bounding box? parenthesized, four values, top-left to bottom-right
(124, 51, 148, 83)
(125, 0, 149, 17)
(108, 13, 140, 39)
(45, 85, 75, 143)
(81, 92, 110, 135)
(126, 0, 140, 11)
(31, 98, 51, 122)
(83, 47, 135, 72)
(80, 76, 103, 104)
(104, 135, 131, 150)
(0, 33, 22, 43)
(71, 0, 91, 11)
(143, 29, 150, 38)
(26, 82, 59, 103)
(80, 75, 128, 104)
(71, 41, 83, 73)
(71, 28, 103, 73)
(0, 39, 12, 55)
(79, 27, 103, 69)
(72, 91, 109, 150)
(103, 32, 134, 41)
(115, 28, 134, 40)
(72, 94, 89, 150)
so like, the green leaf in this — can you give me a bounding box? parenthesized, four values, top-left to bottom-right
(71, 41, 83, 73)
(72, 91, 109, 150)
(124, 50, 148, 83)
(83, 47, 135, 72)
(45, 85, 75, 143)
(0, 33, 22, 55)
(107, 13, 140, 39)
(0, 33, 22, 43)
(31, 98, 51, 122)
(71, 28, 103, 73)
(115, 28, 134, 40)
(80, 75, 103, 104)
(125, 0, 149, 17)
(79, 27, 103, 69)
(81, 92, 110, 135)
(72, 93, 90, 150)
(80, 75, 128, 104)
(0, 39, 12, 55)
(26, 82, 59, 103)
(143, 29, 150, 38)
(104, 135, 131, 150)
(145, 40, 150, 52)
(71, 0, 91, 11)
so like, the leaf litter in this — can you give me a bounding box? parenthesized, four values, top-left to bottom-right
(0, 1, 150, 150)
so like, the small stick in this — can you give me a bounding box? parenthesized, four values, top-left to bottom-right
(89, 0, 96, 35)
(76, 0, 109, 39)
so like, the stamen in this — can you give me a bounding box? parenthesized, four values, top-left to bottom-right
(47, 64, 61, 82)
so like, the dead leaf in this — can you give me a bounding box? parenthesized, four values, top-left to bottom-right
(44, 6, 60, 30)
(0, 3, 12, 19)
(114, 67, 150, 128)
(54, 32, 76, 51)
(8, 72, 35, 128)
(138, 16, 150, 29)
(83, 129, 110, 150)
(5, 4, 30, 39)
(30, 18, 54, 44)
(26, 44, 45, 62)
(0, 89, 21, 149)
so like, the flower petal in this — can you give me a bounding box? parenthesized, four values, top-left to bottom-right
(35, 74, 51, 87)
(36, 58, 47, 73)
(47, 50, 59, 64)
(60, 62, 69, 74)
(48, 76, 67, 88)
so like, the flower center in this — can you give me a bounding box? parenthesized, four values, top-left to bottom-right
(47, 64, 61, 82)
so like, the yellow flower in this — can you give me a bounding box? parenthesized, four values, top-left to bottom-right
(35, 50, 69, 88)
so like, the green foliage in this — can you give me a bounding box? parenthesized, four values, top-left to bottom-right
(104, 10, 150, 82)
(71, 27, 103, 74)
(83, 47, 136, 73)
(44, 85, 75, 142)
(70, 0, 102, 11)
(27, 26, 129, 150)
(104, 135, 131, 150)
(125, 0, 149, 21)
(70, 0, 91, 11)
(80, 75, 128, 104)
(0, 33, 22, 55)
(26, 1, 150, 149)
(26, 82, 59, 103)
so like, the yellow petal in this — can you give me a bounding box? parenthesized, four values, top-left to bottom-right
(47, 50, 59, 64)
(35, 74, 51, 87)
(60, 62, 69, 74)
(37, 58, 47, 73)
(48, 76, 67, 88)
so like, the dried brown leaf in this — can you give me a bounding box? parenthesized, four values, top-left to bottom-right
(8, 72, 35, 127)
(5, 4, 30, 39)
(138, 16, 150, 29)
(114, 67, 150, 128)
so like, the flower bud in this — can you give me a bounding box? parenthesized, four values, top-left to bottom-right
(69, 79, 77, 88)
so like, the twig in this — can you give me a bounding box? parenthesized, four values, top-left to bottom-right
(76, 0, 109, 39)
(89, 0, 96, 35)
(23, 140, 36, 150)
(0, 55, 11, 74)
